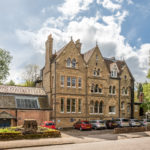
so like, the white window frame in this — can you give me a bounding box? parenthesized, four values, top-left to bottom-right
(72, 77, 76, 88)
(67, 77, 71, 87)
(60, 76, 64, 87)
(109, 106, 116, 114)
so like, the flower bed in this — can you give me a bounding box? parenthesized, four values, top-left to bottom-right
(0, 127, 61, 140)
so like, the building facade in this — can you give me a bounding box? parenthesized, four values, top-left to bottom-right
(36, 34, 135, 128)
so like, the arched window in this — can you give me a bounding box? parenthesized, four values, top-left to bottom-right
(113, 86, 115, 94)
(99, 101, 103, 113)
(90, 101, 94, 113)
(72, 58, 76, 68)
(97, 69, 100, 76)
(121, 102, 124, 109)
(95, 84, 99, 93)
(94, 101, 99, 113)
(125, 88, 128, 95)
(122, 87, 125, 95)
(93, 69, 97, 76)
(67, 58, 71, 67)
(109, 86, 112, 94)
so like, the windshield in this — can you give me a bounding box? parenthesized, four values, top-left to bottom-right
(46, 123, 54, 126)
(83, 121, 89, 124)
(98, 121, 104, 123)
(122, 119, 129, 122)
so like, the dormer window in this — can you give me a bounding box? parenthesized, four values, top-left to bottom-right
(67, 58, 71, 67)
(93, 69, 97, 76)
(124, 75, 127, 80)
(72, 58, 76, 68)
(111, 70, 117, 78)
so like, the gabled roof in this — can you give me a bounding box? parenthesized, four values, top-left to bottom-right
(83, 47, 96, 63)
(0, 85, 46, 96)
(0, 111, 16, 119)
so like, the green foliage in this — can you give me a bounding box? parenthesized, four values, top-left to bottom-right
(143, 83, 150, 100)
(6, 80, 15, 86)
(147, 69, 150, 79)
(22, 80, 35, 87)
(0, 48, 12, 82)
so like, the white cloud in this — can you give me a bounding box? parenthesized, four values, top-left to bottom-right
(13, 0, 150, 83)
(97, 0, 121, 12)
(127, 0, 133, 5)
(58, 0, 93, 19)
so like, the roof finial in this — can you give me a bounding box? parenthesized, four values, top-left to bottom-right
(96, 40, 98, 47)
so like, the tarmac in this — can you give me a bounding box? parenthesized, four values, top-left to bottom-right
(1, 131, 150, 149)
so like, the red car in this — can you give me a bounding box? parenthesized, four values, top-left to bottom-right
(41, 121, 56, 129)
(73, 121, 92, 131)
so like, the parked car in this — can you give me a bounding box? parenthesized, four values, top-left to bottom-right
(89, 120, 106, 130)
(41, 121, 56, 129)
(139, 119, 150, 126)
(114, 118, 130, 127)
(105, 120, 118, 129)
(129, 119, 141, 127)
(73, 121, 92, 131)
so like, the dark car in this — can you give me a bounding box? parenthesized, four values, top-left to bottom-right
(105, 120, 118, 129)
(89, 120, 106, 130)
(129, 119, 141, 127)
(73, 121, 92, 131)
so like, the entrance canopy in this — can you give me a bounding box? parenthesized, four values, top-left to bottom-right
(0, 111, 16, 119)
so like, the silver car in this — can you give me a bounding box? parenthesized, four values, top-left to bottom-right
(129, 119, 141, 127)
(114, 118, 130, 127)
(140, 119, 150, 126)
(89, 120, 106, 130)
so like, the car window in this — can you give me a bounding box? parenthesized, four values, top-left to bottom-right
(99, 121, 104, 123)
(83, 121, 89, 124)
(115, 119, 120, 121)
(46, 123, 54, 126)
(122, 119, 129, 122)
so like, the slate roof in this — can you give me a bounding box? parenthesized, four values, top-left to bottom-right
(83, 47, 96, 63)
(0, 85, 46, 96)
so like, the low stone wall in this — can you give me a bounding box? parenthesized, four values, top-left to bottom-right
(114, 126, 150, 134)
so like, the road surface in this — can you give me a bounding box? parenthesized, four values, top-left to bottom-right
(8, 136, 150, 150)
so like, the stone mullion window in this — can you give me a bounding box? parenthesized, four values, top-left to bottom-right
(99, 101, 103, 113)
(60, 98, 64, 113)
(72, 99, 76, 113)
(72, 77, 76, 88)
(60, 76, 64, 87)
(78, 99, 81, 113)
(67, 77, 71, 87)
(109, 106, 115, 114)
(67, 98, 71, 113)
(78, 78, 82, 88)
(94, 101, 99, 113)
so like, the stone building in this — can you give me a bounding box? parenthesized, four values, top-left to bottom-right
(0, 34, 135, 128)
(36, 34, 135, 128)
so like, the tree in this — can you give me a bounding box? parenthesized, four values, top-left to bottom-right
(6, 80, 15, 86)
(147, 69, 150, 79)
(22, 64, 40, 87)
(0, 48, 12, 83)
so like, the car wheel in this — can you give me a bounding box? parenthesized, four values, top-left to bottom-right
(80, 127, 83, 131)
(94, 127, 97, 130)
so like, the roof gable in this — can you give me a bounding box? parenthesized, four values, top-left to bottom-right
(0, 111, 15, 119)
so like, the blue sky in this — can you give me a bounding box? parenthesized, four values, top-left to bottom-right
(0, 0, 150, 83)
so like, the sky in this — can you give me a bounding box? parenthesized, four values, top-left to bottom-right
(0, 0, 150, 83)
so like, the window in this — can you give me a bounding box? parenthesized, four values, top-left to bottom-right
(93, 69, 97, 76)
(113, 86, 116, 94)
(124, 75, 127, 80)
(67, 99, 71, 112)
(67, 58, 71, 67)
(78, 99, 81, 113)
(121, 102, 124, 110)
(67, 77, 71, 87)
(72, 59, 76, 68)
(97, 69, 100, 76)
(78, 78, 82, 88)
(94, 101, 99, 113)
(99, 101, 103, 113)
(60, 76, 64, 87)
(72, 99, 76, 113)
(111, 70, 117, 78)
(95, 84, 98, 93)
(122, 87, 125, 95)
(96, 54, 98, 60)
(16, 97, 39, 109)
(72, 77, 76, 87)
(127, 105, 130, 113)
(90, 101, 94, 113)
(99, 88, 102, 93)
(61, 98, 64, 113)
(109, 106, 115, 114)
(109, 86, 112, 94)
(125, 88, 128, 95)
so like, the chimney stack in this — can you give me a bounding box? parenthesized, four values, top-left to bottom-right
(75, 39, 82, 53)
